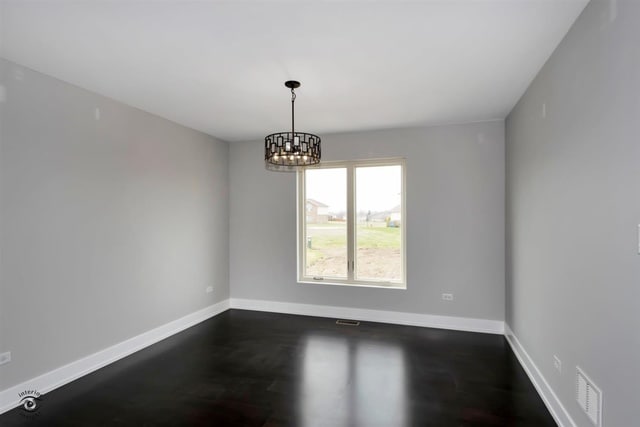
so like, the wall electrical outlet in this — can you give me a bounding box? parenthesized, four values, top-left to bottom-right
(553, 355, 562, 373)
(442, 293, 454, 301)
(205, 286, 213, 294)
(0, 351, 11, 366)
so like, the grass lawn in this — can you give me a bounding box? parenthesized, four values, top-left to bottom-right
(355, 225, 401, 249)
(304, 222, 402, 280)
(306, 222, 400, 266)
(307, 222, 400, 248)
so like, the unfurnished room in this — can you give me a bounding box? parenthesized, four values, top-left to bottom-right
(0, 1, 638, 426)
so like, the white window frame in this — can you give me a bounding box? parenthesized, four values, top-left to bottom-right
(297, 158, 406, 289)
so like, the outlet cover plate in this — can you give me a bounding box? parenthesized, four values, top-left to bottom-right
(0, 352, 11, 366)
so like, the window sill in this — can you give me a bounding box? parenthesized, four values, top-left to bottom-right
(297, 279, 406, 290)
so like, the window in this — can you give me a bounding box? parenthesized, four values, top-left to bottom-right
(297, 158, 406, 288)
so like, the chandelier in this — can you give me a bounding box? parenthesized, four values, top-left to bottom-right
(265, 81, 321, 171)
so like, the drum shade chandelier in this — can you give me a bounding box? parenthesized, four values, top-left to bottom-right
(265, 81, 321, 171)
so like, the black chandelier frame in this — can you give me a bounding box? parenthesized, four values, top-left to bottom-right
(265, 81, 321, 171)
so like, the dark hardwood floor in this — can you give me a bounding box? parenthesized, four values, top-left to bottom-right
(0, 310, 555, 426)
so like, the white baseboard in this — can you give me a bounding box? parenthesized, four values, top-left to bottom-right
(504, 324, 576, 427)
(0, 299, 230, 415)
(229, 298, 504, 334)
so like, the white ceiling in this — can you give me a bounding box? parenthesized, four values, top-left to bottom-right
(0, 0, 588, 142)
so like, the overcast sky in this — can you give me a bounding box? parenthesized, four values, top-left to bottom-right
(306, 165, 401, 213)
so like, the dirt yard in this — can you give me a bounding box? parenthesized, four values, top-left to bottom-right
(306, 247, 401, 281)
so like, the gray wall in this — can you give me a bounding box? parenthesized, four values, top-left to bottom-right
(0, 58, 230, 389)
(230, 122, 505, 321)
(505, 1, 640, 425)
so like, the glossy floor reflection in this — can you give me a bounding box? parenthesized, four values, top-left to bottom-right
(299, 336, 408, 427)
(0, 310, 555, 426)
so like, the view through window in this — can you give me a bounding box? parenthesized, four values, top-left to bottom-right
(298, 159, 405, 288)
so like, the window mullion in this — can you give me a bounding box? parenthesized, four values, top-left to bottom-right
(346, 163, 355, 281)
(297, 169, 305, 282)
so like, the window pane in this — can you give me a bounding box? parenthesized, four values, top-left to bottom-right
(355, 165, 402, 282)
(304, 168, 347, 279)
